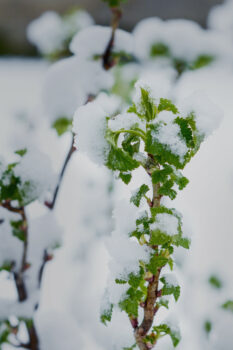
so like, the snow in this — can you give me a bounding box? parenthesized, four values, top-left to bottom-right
(73, 100, 109, 165)
(151, 111, 188, 159)
(0, 208, 22, 271)
(14, 148, 55, 204)
(27, 12, 65, 55)
(27, 10, 94, 56)
(43, 56, 114, 122)
(162, 273, 179, 287)
(108, 112, 143, 132)
(133, 17, 233, 65)
(208, 0, 233, 37)
(70, 25, 134, 58)
(63, 10, 94, 39)
(178, 91, 223, 137)
(151, 213, 179, 236)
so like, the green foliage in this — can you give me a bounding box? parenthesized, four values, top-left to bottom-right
(119, 171, 132, 184)
(204, 320, 212, 335)
(11, 220, 25, 241)
(150, 43, 170, 58)
(106, 145, 139, 171)
(160, 276, 180, 302)
(221, 300, 233, 313)
(158, 99, 178, 114)
(208, 275, 223, 289)
(0, 150, 38, 206)
(191, 55, 214, 70)
(0, 321, 11, 346)
(153, 324, 181, 347)
(100, 303, 113, 325)
(130, 184, 149, 207)
(101, 87, 209, 349)
(52, 117, 72, 136)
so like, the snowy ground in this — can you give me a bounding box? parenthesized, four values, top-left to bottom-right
(0, 58, 233, 349)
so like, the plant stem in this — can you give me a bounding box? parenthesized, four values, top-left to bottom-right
(103, 7, 122, 70)
(45, 133, 75, 210)
(134, 156, 162, 350)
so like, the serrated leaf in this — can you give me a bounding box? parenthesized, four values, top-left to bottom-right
(160, 276, 180, 301)
(100, 303, 113, 325)
(158, 179, 177, 200)
(158, 98, 178, 114)
(140, 88, 156, 121)
(106, 145, 139, 172)
(130, 184, 149, 207)
(175, 117, 195, 148)
(147, 255, 168, 274)
(157, 298, 169, 309)
(151, 165, 173, 184)
(153, 323, 181, 347)
(119, 172, 132, 184)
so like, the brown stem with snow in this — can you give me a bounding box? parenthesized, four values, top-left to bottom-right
(134, 156, 162, 350)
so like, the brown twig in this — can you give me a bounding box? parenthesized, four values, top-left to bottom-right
(45, 134, 75, 210)
(102, 7, 122, 70)
(134, 155, 163, 350)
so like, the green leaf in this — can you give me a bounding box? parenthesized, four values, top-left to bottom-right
(0, 261, 13, 272)
(119, 287, 143, 317)
(119, 172, 132, 184)
(158, 179, 177, 200)
(106, 145, 139, 172)
(15, 149, 27, 157)
(151, 165, 173, 184)
(157, 298, 169, 309)
(175, 117, 195, 148)
(100, 303, 113, 325)
(204, 320, 212, 335)
(160, 276, 180, 301)
(208, 275, 223, 289)
(10, 220, 25, 241)
(130, 184, 149, 207)
(150, 43, 170, 58)
(221, 300, 233, 313)
(158, 98, 178, 114)
(52, 117, 72, 136)
(140, 88, 156, 121)
(153, 323, 181, 347)
(177, 237, 191, 249)
(191, 55, 214, 70)
(147, 255, 168, 274)
(145, 125, 184, 169)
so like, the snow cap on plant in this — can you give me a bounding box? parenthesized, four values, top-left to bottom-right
(73, 92, 121, 165)
(70, 25, 134, 59)
(99, 80, 223, 349)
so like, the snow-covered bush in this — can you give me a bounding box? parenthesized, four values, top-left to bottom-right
(1, 0, 232, 349)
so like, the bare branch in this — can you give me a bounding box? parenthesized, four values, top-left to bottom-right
(45, 134, 75, 210)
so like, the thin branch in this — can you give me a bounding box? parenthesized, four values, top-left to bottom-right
(103, 7, 122, 70)
(45, 133, 75, 210)
(134, 155, 163, 350)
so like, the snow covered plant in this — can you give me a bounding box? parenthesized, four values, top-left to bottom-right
(73, 81, 222, 349)
(27, 8, 94, 59)
(133, 17, 233, 76)
(0, 149, 61, 349)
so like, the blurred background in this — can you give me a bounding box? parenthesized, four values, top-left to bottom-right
(0, 0, 223, 55)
